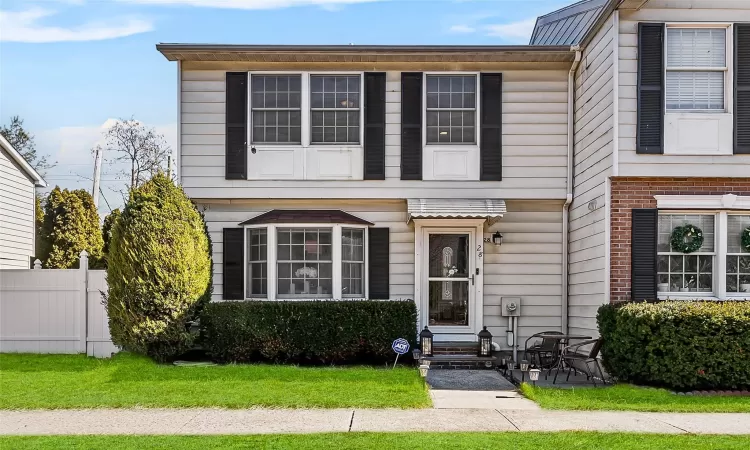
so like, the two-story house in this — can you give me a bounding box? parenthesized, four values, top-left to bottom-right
(157, 0, 750, 350)
(531, 0, 750, 338)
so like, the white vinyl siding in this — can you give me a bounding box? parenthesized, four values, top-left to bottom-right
(569, 14, 616, 338)
(0, 147, 36, 269)
(617, 1, 750, 175)
(179, 67, 570, 199)
(201, 199, 563, 345)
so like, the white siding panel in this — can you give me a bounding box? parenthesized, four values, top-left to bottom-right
(179, 68, 571, 200)
(617, 7, 750, 176)
(0, 148, 35, 269)
(569, 14, 615, 338)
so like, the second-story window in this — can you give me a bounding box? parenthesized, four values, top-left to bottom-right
(251, 75, 302, 144)
(310, 75, 361, 144)
(426, 75, 476, 144)
(666, 28, 727, 111)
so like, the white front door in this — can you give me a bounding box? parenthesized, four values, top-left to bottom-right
(421, 227, 480, 338)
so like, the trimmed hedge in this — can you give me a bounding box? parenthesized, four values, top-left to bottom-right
(597, 302, 750, 390)
(200, 300, 417, 364)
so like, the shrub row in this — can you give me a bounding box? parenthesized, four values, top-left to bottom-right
(200, 300, 417, 364)
(597, 301, 750, 390)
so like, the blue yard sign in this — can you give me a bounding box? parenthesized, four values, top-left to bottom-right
(391, 338, 410, 369)
(392, 338, 410, 355)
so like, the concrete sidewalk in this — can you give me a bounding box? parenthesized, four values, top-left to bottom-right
(2, 408, 749, 435)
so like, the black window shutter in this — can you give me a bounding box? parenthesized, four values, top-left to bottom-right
(401, 72, 423, 180)
(735, 24, 750, 154)
(223, 228, 244, 300)
(368, 228, 390, 299)
(364, 72, 386, 179)
(225, 72, 248, 179)
(637, 23, 665, 154)
(480, 73, 503, 181)
(631, 209, 658, 302)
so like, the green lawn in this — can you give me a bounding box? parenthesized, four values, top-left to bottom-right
(521, 383, 750, 413)
(2, 433, 748, 450)
(0, 353, 430, 409)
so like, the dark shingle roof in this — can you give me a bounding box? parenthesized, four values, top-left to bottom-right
(530, 0, 608, 46)
(239, 210, 373, 226)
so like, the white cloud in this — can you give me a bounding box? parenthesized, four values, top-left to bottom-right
(448, 24, 475, 34)
(0, 8, 153, 43)
(120, 0, 376, 9)
(484, 18, 537, 43)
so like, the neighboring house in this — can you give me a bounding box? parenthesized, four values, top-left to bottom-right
(533, 0, 750, 337)
(157, 0, 750, 346)
(0, 135, 46, 269)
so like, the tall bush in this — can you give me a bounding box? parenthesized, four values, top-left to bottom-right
(201, 300, 418, 364)
(101, 208, 121, 257)
(39, 187, 103, 268)
(105, 173, 211, 361)
(597, 301, 750, 390)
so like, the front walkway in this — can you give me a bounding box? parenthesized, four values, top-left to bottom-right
(2, 408, 749, 435)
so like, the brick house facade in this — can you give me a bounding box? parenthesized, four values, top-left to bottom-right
(610, 177, 750, 303)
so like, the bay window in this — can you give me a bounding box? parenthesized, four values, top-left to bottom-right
(245, 224, 368, 300)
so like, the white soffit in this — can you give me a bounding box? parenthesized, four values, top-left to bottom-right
(407, 199, 507, 222)
(655, 194, 750, 210)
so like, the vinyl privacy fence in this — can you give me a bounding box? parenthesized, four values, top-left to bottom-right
(0, 252, 118, 358)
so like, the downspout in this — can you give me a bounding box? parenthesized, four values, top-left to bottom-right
(563, 47, 582, 336)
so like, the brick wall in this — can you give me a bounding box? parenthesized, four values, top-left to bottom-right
(610, 177, 750, 303)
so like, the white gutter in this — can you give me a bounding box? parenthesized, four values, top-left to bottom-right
(562, 46, 582, 336)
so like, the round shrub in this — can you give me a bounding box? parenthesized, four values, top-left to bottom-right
(105, 173, 211, 361)
(597, 302, 750, 390)
(39, 187, 103, 268)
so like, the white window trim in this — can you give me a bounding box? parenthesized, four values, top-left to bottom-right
(243, 223, 368, 301)
(655, 199, 750, 301)
(664, 23, 733, 114)
(422, 72, 481, 149)
(727, 212, 750, 298)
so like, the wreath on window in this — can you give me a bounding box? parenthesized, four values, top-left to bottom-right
(742, 226, 750, 253)
(670, 224, 704, 254)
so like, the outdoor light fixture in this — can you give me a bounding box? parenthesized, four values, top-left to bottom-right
(520, 359, 529, 383)
(419, 364, 429, 378)
(419, 326, 433, 357)
(529, 367, 541, 386)
(412, 348, 421, 362)
(492, 231, 503, 246)
(477, 326, 493, 357)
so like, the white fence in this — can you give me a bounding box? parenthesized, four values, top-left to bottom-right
(0, 252, 118, 358)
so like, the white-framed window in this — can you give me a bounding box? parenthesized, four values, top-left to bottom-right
(727, 214, 750, 295)
(250, 75, 302, 144)
(665, 26, 730, 112)
(248, 72, 363, 147)
(310, 75, 361, 144)
(244, 224, 368, 300)
(425, 74, 478, 144)
(657, 214, 716, 294)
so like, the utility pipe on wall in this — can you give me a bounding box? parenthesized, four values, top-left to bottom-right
(562, 47, 583, 336)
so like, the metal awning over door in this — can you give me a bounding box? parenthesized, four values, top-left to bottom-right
(406, 199, 506, 223)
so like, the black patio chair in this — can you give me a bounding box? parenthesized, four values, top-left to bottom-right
(524, 331, 563, 375)
(554, 338, 607, 387)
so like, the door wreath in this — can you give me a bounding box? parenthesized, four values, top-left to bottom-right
(670, 224, 704, 254)
(742, 226, 750, 253)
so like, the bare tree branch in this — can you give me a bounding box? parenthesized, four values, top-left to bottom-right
(102, 118, 170, 192)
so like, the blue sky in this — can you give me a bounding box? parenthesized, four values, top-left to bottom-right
(0, 0, 568, 211)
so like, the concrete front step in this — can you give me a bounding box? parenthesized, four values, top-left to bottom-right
(424, 354, 497, 370)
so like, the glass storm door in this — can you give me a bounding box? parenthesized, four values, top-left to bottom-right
(426, 231, 475, 331)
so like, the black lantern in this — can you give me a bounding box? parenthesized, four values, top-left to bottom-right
(492, 231, 503, 246)
(477, 326, 493, 357)
(419, 326, 433, 357)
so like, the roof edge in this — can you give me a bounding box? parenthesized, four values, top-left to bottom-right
(0, 134, 46, 187)
(578, 0, 622, 49)
(535, 0, 608, 27)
